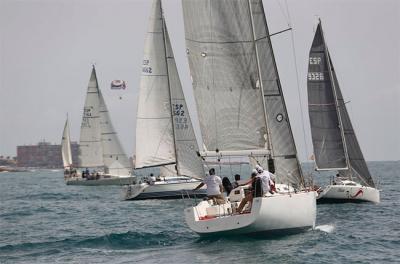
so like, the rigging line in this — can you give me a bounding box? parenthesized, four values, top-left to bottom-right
(284, 0, 310, 164)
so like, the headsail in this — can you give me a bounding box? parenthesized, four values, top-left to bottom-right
(163, 14, 205, 179)
(182, 0, 303, 187)
(307, 21, 348, 170)
(61, 117, 73, 168)
(78, 66, 103, 168)
(135, 0, 175, 169)
(329, 54, 375, 187)
(99, 89, 132, 176)
(308, 20, 375, 187)
(136, 0, 205, 179)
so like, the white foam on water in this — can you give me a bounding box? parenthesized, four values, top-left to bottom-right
(315, 224, 335, 233)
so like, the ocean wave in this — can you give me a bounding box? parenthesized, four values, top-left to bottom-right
(0, 230, 191, 254)
(315, 224, 335, 233)
(13, 192, 75, 201)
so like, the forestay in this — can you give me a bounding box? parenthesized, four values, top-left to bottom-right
(78, 67, 103, 168)
(99, 90, 131, 176)
(307, 22, 347, 170)
(182, 0, 303, 187)
(61, 117, 72, 168)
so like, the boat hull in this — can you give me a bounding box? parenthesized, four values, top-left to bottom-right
(123, 179, 206, 200)
(317, 184, 380, 203)
(66, 176, 136, 186)
(185, 191, 317, 236)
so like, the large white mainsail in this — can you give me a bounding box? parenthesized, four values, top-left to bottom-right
(135, 0, 204, 178)
(61, 117, 72, 168)
(99, 90, 132, 176)
(182, 0, 303, 187)
(78, 66, 103, 168)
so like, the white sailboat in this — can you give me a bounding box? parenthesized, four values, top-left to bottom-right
(181, 0, 316, 236)
(65, 66, 135, 186)
(307, 19, 380, 203)
(122, 0, 206, 200)
(61, 116, 73, 176)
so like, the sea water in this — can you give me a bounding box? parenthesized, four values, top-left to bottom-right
(0, 161, 399, 263)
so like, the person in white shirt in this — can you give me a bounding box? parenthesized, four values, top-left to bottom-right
(193, 168, 225, 204)
(255, 165, 271, 194)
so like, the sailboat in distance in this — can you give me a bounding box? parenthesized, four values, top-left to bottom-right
(122, 0, 206, 200)
(64, 66, 135, 186)
(182, 0, 316, 236)
(307, 19, 380, 203)
(61, 116, 73, 176)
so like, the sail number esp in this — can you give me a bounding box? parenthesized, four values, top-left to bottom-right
(173, 104, 188, 130)
(142, 60, 152, 74)
(308, 57, 324, 81)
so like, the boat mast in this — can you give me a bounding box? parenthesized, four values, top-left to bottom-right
(160, 2, 179, 175)
(246, 0, 273, 155)
(319, 19, 351, 177)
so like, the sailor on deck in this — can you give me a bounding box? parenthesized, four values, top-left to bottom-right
(255, 165, 271, 194)
(193, 168, 225, 204)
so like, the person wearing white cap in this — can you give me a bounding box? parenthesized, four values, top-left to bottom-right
(255, 165, 271, 195)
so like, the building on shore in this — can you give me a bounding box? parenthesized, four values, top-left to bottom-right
(17, 141, 79, 168)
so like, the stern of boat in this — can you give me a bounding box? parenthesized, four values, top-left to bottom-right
(184, 189, 317, 236)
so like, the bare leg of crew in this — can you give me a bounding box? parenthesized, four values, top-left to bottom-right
(237, 193, 252, 213)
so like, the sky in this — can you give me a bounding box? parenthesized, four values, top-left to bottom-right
(0, 0, 399, 162)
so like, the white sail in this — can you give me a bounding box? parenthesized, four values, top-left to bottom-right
(182, 0, 303, 187)
(61, 117, 72, 168)
(135, 0, 175, 169)
(163, 13, 205, 179)
(78, 67, 103, 168)
(99, 90, 132, 176)
(159, 165, 178, 177)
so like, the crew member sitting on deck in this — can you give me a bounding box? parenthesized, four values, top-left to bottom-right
(232, 174, 241, 189)
(333, 173, 342, 185)
(193, 168, 225, 204)
(222, 177, 233, 196)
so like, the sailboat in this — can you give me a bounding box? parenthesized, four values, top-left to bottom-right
(307, 19, 380, 203)
(64, 66, 136, 186)
(122, 0, 206, 200)
(181, 0, 316, 236)
(61, 116, 73, 176)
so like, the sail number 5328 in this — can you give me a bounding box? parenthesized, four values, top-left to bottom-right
(308, 72, 324, 81)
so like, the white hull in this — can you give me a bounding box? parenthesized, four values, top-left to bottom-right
(317, 183, 380, 203)
(66, 176, 136, 186)
(185, 188, 317, 236)
(123, 178, 206, 200)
